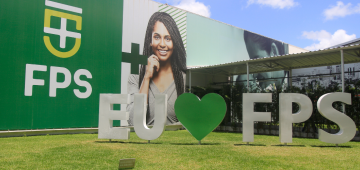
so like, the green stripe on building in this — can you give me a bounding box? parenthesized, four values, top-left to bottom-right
(159, 4, 187, 50)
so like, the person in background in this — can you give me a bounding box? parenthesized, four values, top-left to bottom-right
(237, 30, 287, 91)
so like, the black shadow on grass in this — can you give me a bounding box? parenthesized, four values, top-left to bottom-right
(94, 141, 162, 144)
(310, 145, 351, 148)
(170, 143, 220, 145)
(271, 144, 305, 147)
(234, 144, 266, 146)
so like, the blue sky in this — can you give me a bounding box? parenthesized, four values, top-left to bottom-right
(152, 0, 359, 51)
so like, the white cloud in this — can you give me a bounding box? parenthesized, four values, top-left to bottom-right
(247, 0, 298, 9)
(174, 0, 211, 17)
(324, 1, 360, 20)
(303, 29, 356, 51)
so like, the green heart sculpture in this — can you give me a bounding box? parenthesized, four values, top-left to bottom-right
(174, 93, 227, 141)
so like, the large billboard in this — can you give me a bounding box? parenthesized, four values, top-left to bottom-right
(1, 0, 291, 131)
(121, 0, 187, 126)
(0, 0, 123, 130)
(184, 11, 289, 90)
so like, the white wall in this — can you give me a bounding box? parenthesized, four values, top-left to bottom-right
(288, 44, 308, 54)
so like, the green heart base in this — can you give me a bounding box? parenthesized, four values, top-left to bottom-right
(174, 93, 227, 141)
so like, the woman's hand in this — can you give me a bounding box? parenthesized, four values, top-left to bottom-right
(144, 54, 160, 80)
(140, 54, 159, 102)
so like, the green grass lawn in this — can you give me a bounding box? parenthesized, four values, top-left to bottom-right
(0, 130, 359, 169)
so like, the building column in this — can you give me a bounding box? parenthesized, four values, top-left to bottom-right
(341, 49, 345, 113)
(289, 69, 292, 88)
(247, 62, 249, 93)
(189, 70, 192, 93)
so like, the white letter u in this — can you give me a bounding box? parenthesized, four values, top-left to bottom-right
(133, 94, 167, 140)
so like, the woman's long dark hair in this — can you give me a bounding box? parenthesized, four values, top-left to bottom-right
(139, 12, 187, 96)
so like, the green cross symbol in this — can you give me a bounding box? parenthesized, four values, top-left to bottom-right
(122, 43, 148, 74)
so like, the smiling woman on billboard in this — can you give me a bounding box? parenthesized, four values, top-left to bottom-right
(127, 12, 187, 126)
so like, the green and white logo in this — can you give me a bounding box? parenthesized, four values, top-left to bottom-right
(0, 0, 123, 130)
(43, 0, 82, 58)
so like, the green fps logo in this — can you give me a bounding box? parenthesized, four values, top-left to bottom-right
(43, 0, 82, 58)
